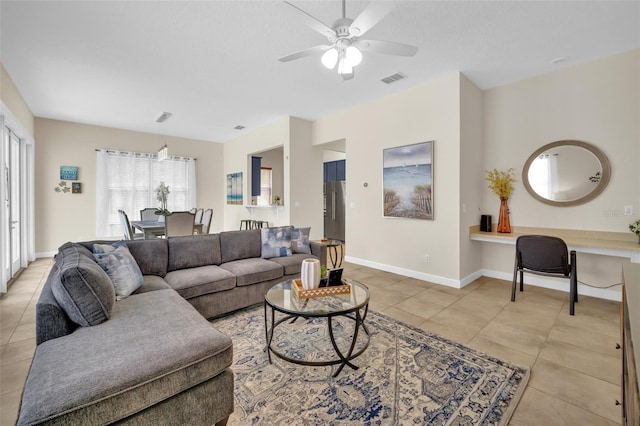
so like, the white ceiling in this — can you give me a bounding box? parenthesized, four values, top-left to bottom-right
(1, 1, 639, 143)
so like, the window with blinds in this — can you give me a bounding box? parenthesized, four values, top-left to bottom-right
(256, 167, 272, 206)
(96, 149, 197, 237)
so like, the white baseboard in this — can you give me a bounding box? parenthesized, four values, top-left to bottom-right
(344, 256, 621, 301)
(36, 251, 56, 259)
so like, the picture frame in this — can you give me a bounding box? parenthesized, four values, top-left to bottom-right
(60, 166, 79, 181)
(226, 172, 243, 205)
(72, 182, 82, 194)
(383, 141, 434, 220)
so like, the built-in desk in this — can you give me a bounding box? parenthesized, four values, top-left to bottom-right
(469, 225, 640, 263)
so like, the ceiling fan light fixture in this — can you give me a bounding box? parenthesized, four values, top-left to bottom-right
(337, 57, 353, 75)
(321, 48, 339, 69)
(345, 45, 362, 67)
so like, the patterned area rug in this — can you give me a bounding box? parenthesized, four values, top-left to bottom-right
(212, 305, 529, 425)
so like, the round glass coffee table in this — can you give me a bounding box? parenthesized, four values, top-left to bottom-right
(264, 278, 370, 377)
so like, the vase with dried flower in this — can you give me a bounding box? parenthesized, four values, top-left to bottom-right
(486, 168, 515, 233)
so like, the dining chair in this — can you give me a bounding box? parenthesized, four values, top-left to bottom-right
(194, 208, 204, 224)
(140, 208, 157, 221)
(512, 235, 578, 315)
(164, 211, 196, 237)
(118, 210, 144, 240)
(200, 209, 213, 234)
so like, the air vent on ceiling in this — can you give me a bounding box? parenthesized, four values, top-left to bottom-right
(381, 72, 407, 85)
(155, 112, 172, 123)
(234, 125, 245, 130)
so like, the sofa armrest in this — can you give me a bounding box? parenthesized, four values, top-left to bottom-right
(310, 241, 326, 268)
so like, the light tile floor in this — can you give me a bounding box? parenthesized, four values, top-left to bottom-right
(0, 258, 623, 425)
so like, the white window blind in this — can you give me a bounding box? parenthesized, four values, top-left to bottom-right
(96, 149, 197, 237)
(257, 167, 272, 206)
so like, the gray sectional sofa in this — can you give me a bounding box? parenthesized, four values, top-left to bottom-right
(17, 229, 324, 426)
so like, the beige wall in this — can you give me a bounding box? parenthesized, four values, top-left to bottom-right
(0, 63, 34, 138)
(313, 73, 465, 284)
(480, 49, 639, 296)
(222, 117, 324, 239)
(459, 74, 484, 281)
(34, 118, 224, 254)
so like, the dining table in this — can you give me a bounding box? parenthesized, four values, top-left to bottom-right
(130, 220, 203, 239)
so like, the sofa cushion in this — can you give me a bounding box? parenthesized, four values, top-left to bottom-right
(167, 234, 222, 272)
(124, 238, 169, 277)
(260, 226, 292, 258)
(133, 275, 172, 294)
(35, 268, 77, 345)
(17, 289, 233, 426)
(219, 229, 261, 263)
(268, 253, 319, 276)
(51, 242, 115, 327)
(290, 227, 311, 254)
(164, 265, 236, 299)
(93, 242, 144, 300)
(219, 258, 283, 287)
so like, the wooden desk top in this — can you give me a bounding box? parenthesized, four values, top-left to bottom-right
(469, 225, 640, 263)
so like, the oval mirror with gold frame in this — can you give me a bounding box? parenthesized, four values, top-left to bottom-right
(522, 140, 611, 207)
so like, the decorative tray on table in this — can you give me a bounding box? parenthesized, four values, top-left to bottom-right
(293, 279, 351, 299)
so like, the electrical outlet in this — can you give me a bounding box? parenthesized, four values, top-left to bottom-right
(424, 255, 430, 263)
(625, 205, 633, 216)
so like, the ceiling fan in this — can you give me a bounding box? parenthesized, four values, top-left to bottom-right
(278, 0, 418, 81)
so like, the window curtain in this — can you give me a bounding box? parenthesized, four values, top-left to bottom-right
(96, 149, 196, 237)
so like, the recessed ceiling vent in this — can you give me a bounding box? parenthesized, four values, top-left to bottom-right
(234, 125, 245, 130)
(155, 112, 172, 123)
(381, 72, 407, 84)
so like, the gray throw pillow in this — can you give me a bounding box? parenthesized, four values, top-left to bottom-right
(93, 241, 144, 301)
(291, 227, 311, 254)
(51, 242, 115, 327)
(261, 226, 292, 258)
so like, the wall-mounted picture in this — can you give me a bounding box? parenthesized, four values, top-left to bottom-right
(383, 141, 433, 220)
(60, 166, 78, 181)
(226, 172, 243, 205)
(72, 182, 82, 194)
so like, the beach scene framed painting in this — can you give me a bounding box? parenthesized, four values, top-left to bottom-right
(383, 141, 433, 220)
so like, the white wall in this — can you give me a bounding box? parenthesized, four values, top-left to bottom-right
(34, 118, 224, 254)
(480, 49, 639, 296)
(313, 73, 467, 284)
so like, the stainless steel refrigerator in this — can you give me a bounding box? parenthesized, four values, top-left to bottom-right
(324, 180, 346, 241)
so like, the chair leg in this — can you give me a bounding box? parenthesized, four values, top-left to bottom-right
(519, 270, 524, 292)
(511, 265, 518, 302)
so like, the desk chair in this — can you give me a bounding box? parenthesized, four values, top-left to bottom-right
(512, 235, 578, 315)
(165, 211, 196, 237)
(140, 208, 157, 221)
(118, 210, 144, 240)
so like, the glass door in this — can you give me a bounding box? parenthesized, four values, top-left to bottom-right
(4, 126, 21, 278)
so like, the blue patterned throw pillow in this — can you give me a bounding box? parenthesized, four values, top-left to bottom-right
(291, 227, 311, 254)
(93, 241, 144, 300)
(261, 226, 292, 258)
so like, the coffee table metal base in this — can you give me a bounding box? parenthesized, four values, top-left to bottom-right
(264, 302, 370, 377)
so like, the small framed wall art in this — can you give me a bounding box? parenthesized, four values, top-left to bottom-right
(60, 166, 79, 181)
(72, 182, 82, 194)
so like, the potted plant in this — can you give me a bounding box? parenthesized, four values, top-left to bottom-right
(155, 182, 170, 220)
(273, 195, 281, 206)
(629, 219, 640, 244)
(485, 168, 515, 233)
(319, 265, 328, 287)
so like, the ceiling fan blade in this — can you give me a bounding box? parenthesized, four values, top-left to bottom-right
(282, 1, 336, 38)
(357, 39, 418, 57)
(348, 2, 394, 37)
(278, 44, 332, 62)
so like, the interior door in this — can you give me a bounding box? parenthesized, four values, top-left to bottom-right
(7, 128, 21, 277)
